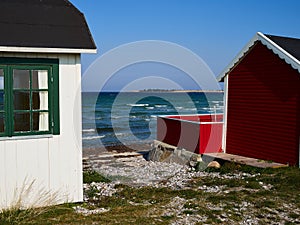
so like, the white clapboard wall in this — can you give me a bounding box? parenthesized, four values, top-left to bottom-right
(0, 52, 83, 209)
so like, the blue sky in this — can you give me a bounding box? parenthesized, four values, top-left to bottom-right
(71, 0, 300, 91)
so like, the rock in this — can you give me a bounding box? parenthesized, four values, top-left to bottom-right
(148, 140, 203, 166)
(207, 161, 221, 169)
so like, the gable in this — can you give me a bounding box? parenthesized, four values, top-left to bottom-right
(218, 32, 300, 81)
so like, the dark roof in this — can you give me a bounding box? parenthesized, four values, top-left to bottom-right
(0, 0, 96, 50)
(266, 34, 300, 61)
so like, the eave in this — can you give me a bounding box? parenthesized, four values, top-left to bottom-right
(0, 46, 97, 54)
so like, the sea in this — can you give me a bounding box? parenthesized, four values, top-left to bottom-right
(82, 91, 224, 149)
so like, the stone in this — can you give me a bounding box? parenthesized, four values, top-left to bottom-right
(148, 140, 203, 166)
(207, 161, 221, 169)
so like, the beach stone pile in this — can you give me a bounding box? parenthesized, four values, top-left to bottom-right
(83, 149, 259, 190)
(148, 141, 203, 167)
(82, 149, 300, 225)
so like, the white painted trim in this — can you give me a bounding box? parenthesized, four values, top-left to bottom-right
(221, 76, 229, 153)
(157, 113, 224, 125)
(199, 122, 224, 125)
(0, 134, 53, 141)
(217, 33, 259, 81)
(157, 113, 223, 118)
(218, 32, 300, 81)
(257, 32, 300, 72)
(0, 46, 97, 54)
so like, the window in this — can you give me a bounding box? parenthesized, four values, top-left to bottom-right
(0, 58, 59, 137)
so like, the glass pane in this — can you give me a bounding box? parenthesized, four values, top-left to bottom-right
(13, 69, 30, 89)
(0, 90, 4, 111)
(0, 69, 4, 89)
(32, 70, 48, 89)
(14, 91, 30, 110)
(14, 113, 30, 132)
(32, 91, 48, 110)
(33, 112, 49, 131)
(0, 113, 4, 133)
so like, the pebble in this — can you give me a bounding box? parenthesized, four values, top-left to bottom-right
(85, 152, 262, 191)
(73, 206, 110, 215)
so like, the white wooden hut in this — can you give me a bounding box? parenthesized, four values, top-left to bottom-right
(0, 0, 96, 209)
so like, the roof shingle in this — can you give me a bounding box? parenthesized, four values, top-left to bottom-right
(0, 0, 96, 50)
(266, 34, 300, 61)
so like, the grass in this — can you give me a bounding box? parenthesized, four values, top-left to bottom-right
(1, 165, 300, 224)
(83, 170, 111, 184)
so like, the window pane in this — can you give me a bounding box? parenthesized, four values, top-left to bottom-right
(0, 113, 4, 133)
(0, 69, 4, 89)
(0, 90, 4, 111)
(14, 113, 30, 132)
(33, 112, 49, 131)
(32, 91, 48, 110)
(14, 91, 30, 110)
(13, 69, 30, 89)
(32, 70, 48, 89)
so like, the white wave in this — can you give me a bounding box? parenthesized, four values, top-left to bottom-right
(183, 108, 196, 111)
(176, 107, 183, 109)
(112, 116, 128, 119)
(126, 103, 149, 107)
(146, 107, 154, 110)
(82, 135, 105, 140)
(82, 129, 96, 133)
(155, 105, 167, 108)
(115, 133, 127, 137)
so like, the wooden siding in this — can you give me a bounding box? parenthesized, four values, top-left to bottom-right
(157, 116, 200, 152)
(0, 53, 82, 209)
(157, 114, 223, 154)
(226, 42, 300, 165)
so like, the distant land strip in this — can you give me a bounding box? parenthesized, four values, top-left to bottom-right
(133, 89, 224, 93)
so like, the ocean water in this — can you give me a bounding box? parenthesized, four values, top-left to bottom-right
(82, 92, 224, 149)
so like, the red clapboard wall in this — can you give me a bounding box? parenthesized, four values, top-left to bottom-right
(226, 41, 300, 165)
(157, 114, 223, 154)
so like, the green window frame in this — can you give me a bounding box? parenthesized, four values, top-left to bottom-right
(0, 58, 59, 137)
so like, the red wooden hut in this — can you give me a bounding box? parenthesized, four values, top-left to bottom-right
(218, 32, 300, 166)
(157, 114, 223, 154)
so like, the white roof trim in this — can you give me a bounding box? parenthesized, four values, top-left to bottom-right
(0, 46, 97, 54)
(218, 32, 300, 81)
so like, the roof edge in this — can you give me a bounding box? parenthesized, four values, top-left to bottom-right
(218, 32, 300, 82)
(258, 32, 300, 72)
(0, 46, 97, 54)
(217, 33, 259, 81)
(66, 0, 97, 50)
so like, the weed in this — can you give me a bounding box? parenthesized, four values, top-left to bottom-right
(183, 210, 194, 215)
(85, 185, 99, 199)
(83, 170, 111, 184)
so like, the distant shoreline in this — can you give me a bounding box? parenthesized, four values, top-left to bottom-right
(83, 90, 224, 93)
(137, 90, 224, 93)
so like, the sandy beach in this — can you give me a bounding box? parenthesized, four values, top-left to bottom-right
(83, 142, 153, 157)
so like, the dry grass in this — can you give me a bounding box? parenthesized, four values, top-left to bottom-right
(0, 178, 60, 225)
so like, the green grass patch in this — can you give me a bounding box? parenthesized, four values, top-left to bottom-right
(83, 170, 111, 184)
(1, 164, 300, 224)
